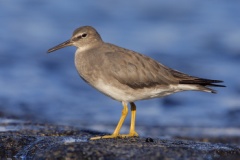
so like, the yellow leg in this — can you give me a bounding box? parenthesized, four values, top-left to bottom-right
(129, 102, 138, 136)
(120, 102, 138, 137)
(90, 102, 128, 140)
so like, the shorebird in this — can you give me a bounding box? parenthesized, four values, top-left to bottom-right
(47, 26, 225, 140)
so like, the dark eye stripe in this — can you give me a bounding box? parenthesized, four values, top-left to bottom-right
(73, 33, 87, 41)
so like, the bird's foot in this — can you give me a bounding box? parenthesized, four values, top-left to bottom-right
(90, 134, 119, 140)
(118, 131, 138, 138)
(90, 131, 138, 140)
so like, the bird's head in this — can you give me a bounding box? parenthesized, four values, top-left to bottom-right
(47, 26, 103, 53)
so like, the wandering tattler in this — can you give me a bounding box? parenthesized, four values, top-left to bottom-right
(47, 26, 225, 140)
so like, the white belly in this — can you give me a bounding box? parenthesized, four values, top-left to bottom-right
(93, 79, 183, 102)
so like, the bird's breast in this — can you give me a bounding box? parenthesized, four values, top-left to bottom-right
(74, 49, 106, 85)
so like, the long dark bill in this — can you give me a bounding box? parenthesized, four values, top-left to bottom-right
(47, 39, 72, 53)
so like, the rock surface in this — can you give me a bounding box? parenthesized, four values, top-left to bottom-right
(0, 119, 239, 159)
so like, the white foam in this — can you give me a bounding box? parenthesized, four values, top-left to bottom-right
(63, 137, 88, 144)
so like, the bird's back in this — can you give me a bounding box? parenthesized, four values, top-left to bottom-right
(75, 42, 224, 101)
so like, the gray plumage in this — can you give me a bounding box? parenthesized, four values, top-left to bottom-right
(48, 26, 225, 102)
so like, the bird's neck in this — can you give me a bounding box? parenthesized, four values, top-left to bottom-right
(76, 41, 103, 53)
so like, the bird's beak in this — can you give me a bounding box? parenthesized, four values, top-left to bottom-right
(47, 39, 72, 53)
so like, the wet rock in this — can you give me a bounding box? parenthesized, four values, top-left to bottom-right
(0, 119, 239, 159)
(145, 137, 154, 142)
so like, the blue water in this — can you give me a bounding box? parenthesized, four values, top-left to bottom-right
(0, 1, 240, 133)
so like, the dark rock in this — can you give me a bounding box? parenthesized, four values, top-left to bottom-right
(0, 119, 239, 159)
(145, 137, 154, 142)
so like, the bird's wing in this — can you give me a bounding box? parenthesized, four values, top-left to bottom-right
(102, 50, 178, 89)
(100, 43, 225, 91)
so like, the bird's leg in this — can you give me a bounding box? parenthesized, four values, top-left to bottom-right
(119, 102, 138, 138)
(129, 102, 139, 136)
(90, 102, 128, 140)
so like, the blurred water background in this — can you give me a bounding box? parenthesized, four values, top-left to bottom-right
(0, 1, 239, 135)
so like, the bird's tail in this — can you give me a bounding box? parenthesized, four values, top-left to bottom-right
(179, 79, 225, 93)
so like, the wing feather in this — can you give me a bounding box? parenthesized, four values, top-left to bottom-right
(102, 48, 177, 89)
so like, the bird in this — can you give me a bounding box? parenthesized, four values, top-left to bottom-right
(47, 26, 225, 140)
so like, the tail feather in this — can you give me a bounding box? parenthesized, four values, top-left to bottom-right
(168, 69, 225, 93)
(179, 78, 225, 93)
(179, 79, 225, 87)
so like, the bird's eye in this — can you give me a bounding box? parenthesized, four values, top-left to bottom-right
(82, 33, 87, 38)
(75, 33, 87, 40)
